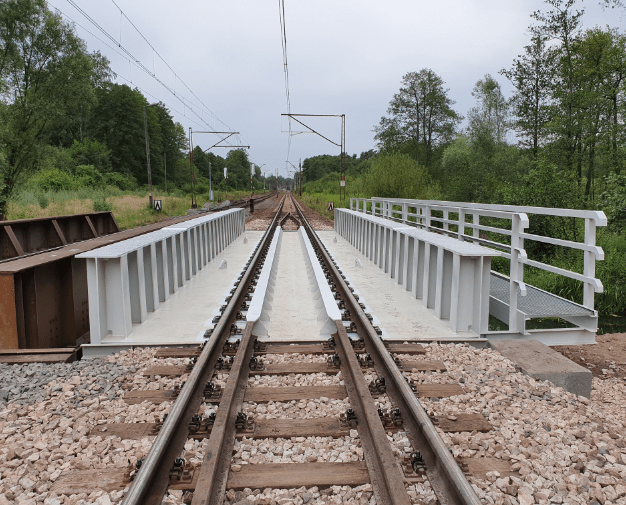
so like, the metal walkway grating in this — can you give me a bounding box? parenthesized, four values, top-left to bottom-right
(489, 273, 595, 318)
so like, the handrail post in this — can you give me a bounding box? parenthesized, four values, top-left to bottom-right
(424, 205, 431, 230)
(583, 217, 597, 310)
(402, 203, 408, 224)
(458, 208, 465, 241)
(509, 213, 529, 334)
(472, 214, 479, 243)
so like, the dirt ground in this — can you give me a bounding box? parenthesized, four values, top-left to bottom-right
(554, 332, 626, 378)
(245, 192, 334, 231)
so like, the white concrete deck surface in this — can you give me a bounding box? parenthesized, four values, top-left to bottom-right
(318, 230, 476, 341)
(257, 231, 333, 341)
(100, 231, 264, 345)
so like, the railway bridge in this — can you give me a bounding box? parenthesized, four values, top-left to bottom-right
(0, 193, 613, 505)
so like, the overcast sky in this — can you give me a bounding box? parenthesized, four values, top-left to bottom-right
(49, 0, 623, 178)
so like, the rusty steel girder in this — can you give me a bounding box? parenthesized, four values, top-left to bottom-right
(0, 213, 197, 350)
(0, 212, 120, 261)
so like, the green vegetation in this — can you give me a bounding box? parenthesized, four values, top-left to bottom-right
(299, 0, 626, 319)
(0, 0, 267, 222)
(5, 187, 260, 229)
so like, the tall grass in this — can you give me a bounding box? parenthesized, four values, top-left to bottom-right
(7, 187, 269, 230)
(297, 193, 350, 221)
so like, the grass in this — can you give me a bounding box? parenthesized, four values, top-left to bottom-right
(6, 188, 265, 230)
(297, 193, 351, 221)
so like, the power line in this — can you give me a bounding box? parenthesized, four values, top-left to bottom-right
(59, 0, 244, 148)
(278, 0, 293, 165)
(114, 74, 207, 130)
(278, 0, 291, 115)
(108, 0, 243, 146)
(49, 3, 212, 133)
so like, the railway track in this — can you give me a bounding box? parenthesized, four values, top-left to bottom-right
(223, 191, 278, 211)
(111, 193, 480, 505)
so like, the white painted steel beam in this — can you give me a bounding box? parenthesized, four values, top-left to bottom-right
(299, 227, 342, 322)
(248, 228, 283, 323)
(79, 209, 245, 343)
(334, 208, 499, 336)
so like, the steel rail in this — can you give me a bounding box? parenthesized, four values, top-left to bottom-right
(227, 190, 277, 210)
(293, 196, 482, 505)
(333, 321, 411, 505)
(191, 321, 256, 505)
(123, 196, 286, 505)
(285, 194, 410, 504)
(191, 216, 283, 504)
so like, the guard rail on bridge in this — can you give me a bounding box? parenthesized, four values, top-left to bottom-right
(346, 198, 606, 345)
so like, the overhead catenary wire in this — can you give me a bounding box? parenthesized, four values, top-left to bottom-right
(278, 0, 293, 165)
(108, 0, 244, 146)
(59, 0, 245, 148)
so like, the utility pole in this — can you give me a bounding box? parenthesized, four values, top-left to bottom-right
(164, 153, 167, 193)
(299, 158, 302, 196)
(209, 162, 213, 201)
(189, 127, 197, 209)
(250, 162, 254, 195)
(280, 113, 346, 200)
(143, 106, 153, 208)
(185, 128, 248, 205)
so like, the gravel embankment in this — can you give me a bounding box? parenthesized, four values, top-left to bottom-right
(0, 348, 169, 504)
(415, 342, 626, 505)
(3, 341, 626, 504)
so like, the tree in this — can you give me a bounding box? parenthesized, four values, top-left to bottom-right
(365, 153, 439, 199)
(468, 74, 510, 147)
(88, 84, 147, 180)
(501, 34, 556, 157)
(531, 0, 584, 174)
(0, 0, 97, 217)
(374, 69, 462, 167)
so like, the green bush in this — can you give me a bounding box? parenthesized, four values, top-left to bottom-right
(365, 153, 440, 199)
(103, 172, 138, 191)
(36, 192, 49, 209)
(93, 196, 113, 212)
(75, 165, 104, 188)
(68, 138, 112, 173)
(32, 168, 76, 191)
(302, 172, 366, 196)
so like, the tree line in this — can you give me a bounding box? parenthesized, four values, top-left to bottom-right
(369, 0, 626, 212)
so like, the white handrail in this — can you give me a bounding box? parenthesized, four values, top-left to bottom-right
(350, 197, 606, 315)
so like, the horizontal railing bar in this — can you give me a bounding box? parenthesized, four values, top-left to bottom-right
(523, 258, 603, 291)
(367, 197, 607, 222)
(521, 232, 603, 258)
